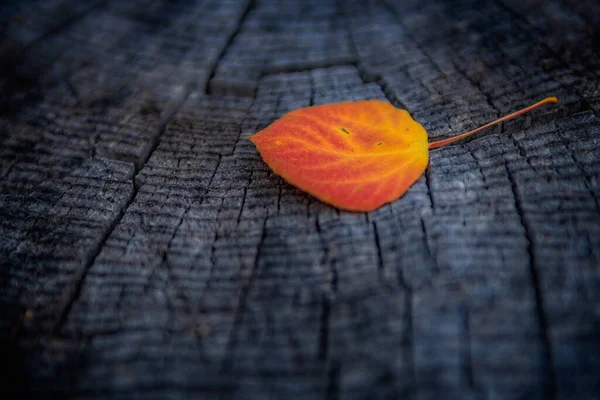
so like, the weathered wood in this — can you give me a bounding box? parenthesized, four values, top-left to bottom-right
(1, 0, 599, 399)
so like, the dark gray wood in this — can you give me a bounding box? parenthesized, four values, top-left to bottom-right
(1, 0, 598, 399)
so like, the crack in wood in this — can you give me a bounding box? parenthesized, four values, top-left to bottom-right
(424, 164, 436, 212)
(371, 221, 385, 282)
(50, 83, 194, 335)
(340, 2, 406, 110)
(259, 61, 359, 79)
(325, 359, 340, 400)
(220, 218, 267, 373)
(419, 216, 438, 277)
(316, 218, 337, 293)
(504, 160, 557, 400)
(51, 175, 135, 335)
(317, 294, 330, 361)
(205, 0, 256, 95)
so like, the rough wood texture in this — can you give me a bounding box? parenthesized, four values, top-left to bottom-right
(1, 0, 599, 399)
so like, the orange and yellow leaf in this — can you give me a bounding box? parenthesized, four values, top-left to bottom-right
(249, 100, 429, 212)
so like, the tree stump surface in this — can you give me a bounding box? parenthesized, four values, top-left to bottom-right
(1, 0, 599, 398)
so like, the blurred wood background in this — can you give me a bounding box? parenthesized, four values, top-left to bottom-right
(1, 0, 599, 398)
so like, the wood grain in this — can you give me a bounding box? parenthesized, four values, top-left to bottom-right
(1, 0, 598, 399)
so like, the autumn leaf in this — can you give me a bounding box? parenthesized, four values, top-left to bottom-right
(249, 97, 557, 212)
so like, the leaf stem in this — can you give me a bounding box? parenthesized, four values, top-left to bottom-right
(428, 96, 558, 149)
